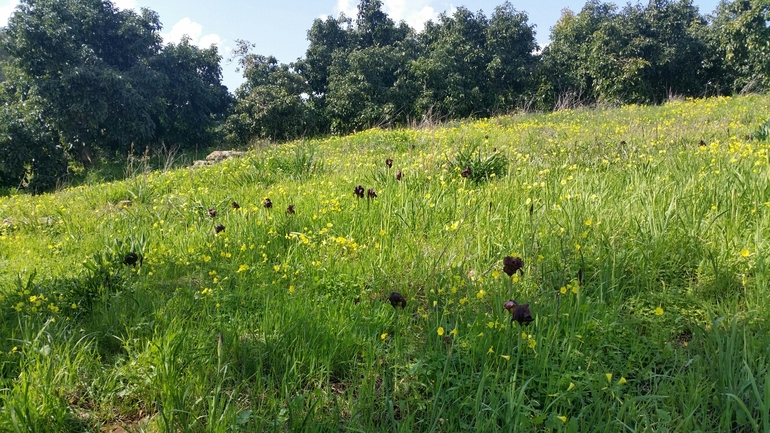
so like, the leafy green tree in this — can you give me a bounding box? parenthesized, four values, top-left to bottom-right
(326, 42, 419, 133)
(226, 41, 317, 142)
(0, 0, 232, 191)
(293, 15, 353, 133)
(585, 6, 651, 103)
(599, 0, 708, 103)
(296, 15, 353, 98)
(539, 0, 710, 107)
(537, 1, 618, 108)
(355, 0, 409, 48)
(645, 0, 710, 100)
(485, 2, 539, 110)
(710, 0, 770, 92)
(152, 37, 232, 148)
(412, 7, 492, 119)
(0, 71, 67, 192)
(303, 0, 416, 134)
(3, 0, 165, 155)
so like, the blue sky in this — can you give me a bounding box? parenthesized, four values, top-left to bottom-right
(0, 0, 722, 93)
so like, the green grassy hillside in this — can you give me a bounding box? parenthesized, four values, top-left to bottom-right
(2, 95, 770, 432)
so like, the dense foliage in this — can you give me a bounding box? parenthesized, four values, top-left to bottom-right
(0, 0, 231, 192)
(228, 0, 770, 142)
(2, 94, 770, 432)
(228, 0, 541, 138)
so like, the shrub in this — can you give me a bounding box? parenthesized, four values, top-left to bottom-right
(449, 139, 508, 183)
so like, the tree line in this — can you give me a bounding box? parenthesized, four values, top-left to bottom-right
(1, 0, 768, 192)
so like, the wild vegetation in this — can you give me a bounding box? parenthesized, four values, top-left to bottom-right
(229, 0, 770, 139)
(2, 0, 770, 193)
(0, 0, 232, 193)
(1, 95, 770, 431)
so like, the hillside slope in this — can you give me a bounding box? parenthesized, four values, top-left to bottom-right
(2, 95, 770, 431)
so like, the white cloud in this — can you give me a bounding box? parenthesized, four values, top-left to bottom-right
(334, 0, 441, 32)
(0, 0, 20, 27)
(162, 18, 202, 44)
(161, 17, 222, 50)
(383, 0, 437, 31)
(336, 0, 357, 18)
(111, 0, 136, 10)
(198, 33, 221, 48)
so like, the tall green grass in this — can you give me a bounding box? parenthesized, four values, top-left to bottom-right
(1, 95, 770, 431)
